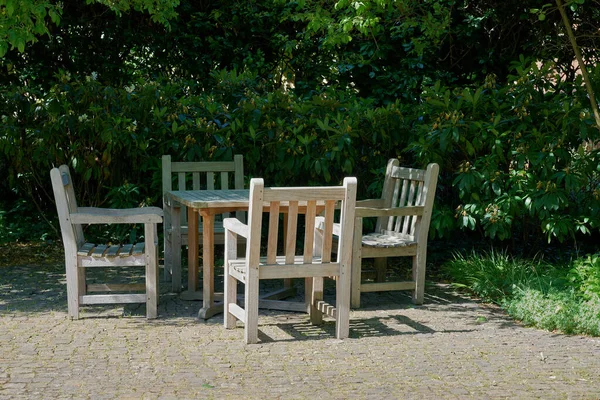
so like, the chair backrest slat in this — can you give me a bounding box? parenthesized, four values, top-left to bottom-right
(284, 201, 299, 264)
(320, 200, 336, 263)
(303, 201, 317, 263)
(266, 203, 280, 264)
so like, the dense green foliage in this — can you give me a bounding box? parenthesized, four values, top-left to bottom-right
(1, 0, 599, 249)
(444, 251, 600, 336)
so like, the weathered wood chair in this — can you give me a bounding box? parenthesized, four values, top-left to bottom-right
(50, 165, 163, 319)
(345, 160, 439, 307)
(223, 177, 357, 344)
(162, 154, 244, 292)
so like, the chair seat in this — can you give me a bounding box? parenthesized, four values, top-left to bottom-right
(361, 233, 417, 248)
(77, 242, 145, 257)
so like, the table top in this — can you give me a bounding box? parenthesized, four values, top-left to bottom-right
(167, 189, 250, 209)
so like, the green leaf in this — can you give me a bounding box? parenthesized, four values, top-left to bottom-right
(17, 38, 26, 53)
(492, 182, 501, 196)
(6, 0, 15, 16)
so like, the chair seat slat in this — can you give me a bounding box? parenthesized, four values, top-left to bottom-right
(92, 244, 108, 257)
(105, 245, 120, 257)
(132, 242, 145, 256)
(118, 244, 134, 257)
(77, 242, 96, 256)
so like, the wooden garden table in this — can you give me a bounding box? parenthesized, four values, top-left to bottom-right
(166, 189, 250, 319)
(166, 189, 312, 319)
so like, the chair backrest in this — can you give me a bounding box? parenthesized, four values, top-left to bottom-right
(50, 165, 86, 253)
(376, 159, 439, 242)
(244, 177, 357, 269)
(162, 154, 244, 193)
(162, 154, 244, 224)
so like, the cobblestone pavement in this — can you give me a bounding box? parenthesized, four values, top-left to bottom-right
(1, 262, 600, 399)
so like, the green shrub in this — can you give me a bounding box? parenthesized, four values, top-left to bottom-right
(0, 70, 414, 241)
(443, 250, 554, 303)
(410, 58, 600, 244)
(445, 251, 600, 336)
(506, 288, 600, 336)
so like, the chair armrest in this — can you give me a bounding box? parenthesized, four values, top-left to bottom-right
(355, 205, 424, 218)
(71, 207, 164, 224)
(356, 199, 385, 208)
(223, 217, 249, 238)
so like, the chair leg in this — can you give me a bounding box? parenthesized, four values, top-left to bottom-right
(350, 218, 362, 308)
(412, 248, 426, 305)
(309, 277, 323, 325)
(170, 206, 182, 293)
(335, 269, 351, 339)
(145, 224, 159, 319)
(350, 232, 363, 309)
(244, 270, 260, 344)
(163, 214, 172, 282)
(374, 257, 387, 282)
(311, 220, 324, 324)
(66, 255, 81, 320)
(224, 269, 237, 329)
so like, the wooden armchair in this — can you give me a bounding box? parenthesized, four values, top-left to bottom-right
(161, 154, 244, 292)
(348, 160, 439, 307)
(223, 177, 357, 344)
(50, 165, 163, 319)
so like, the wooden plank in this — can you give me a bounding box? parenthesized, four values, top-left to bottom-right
(80, 256, 146, 267)
(258, 299, 307, 312)
(192, 172, 200, 190)
(355, 206, 424, 218)
(285, 201, 298, 264)
(77, 242, 95, 256)
(361, 245, 416, 258)
(303, 200, 317, 263)
(263, 187, 346, 202)
(178, 172, 186, 191)
(118, 243, 133, 257)
(87, 283, 146, 292)
(80, 294, 146, 304)
(70, 207, 163, 224)
(171, 161, 235, 173)
(145, 222, 158, 319)
(315, 300, 336, 319)
(320, 200, 335, 263)
(393, 179, 409, 231)
(105, 245, 120, 257)
(207, 172, 215, 190)
(188, 207, 199, 292)
(91, 244, 108, 257)
(259, 263, 339, 280)
(228, 303, 245, 322)
(220, 171, 228, 190)
(202, 213, 216, 310)
(132, 242, 145, 256)
(266, 202, 280, 264)
(390, 165, 426, 181)
(260, 287, 297, 300)
(360, 281, 415, 292)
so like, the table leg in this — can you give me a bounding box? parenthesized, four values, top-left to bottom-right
(198, 213, 223, 319)
(187, 207, 199, 292)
